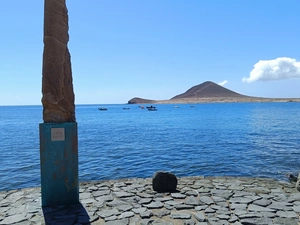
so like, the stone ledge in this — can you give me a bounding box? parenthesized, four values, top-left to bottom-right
(0, 176, 299, 225)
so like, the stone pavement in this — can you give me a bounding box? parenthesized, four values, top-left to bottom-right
(0, 176, 300, 225)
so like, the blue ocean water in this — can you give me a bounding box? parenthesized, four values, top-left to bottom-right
(0, 103, 299, 191)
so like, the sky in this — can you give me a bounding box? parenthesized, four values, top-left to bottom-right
(1, 0, 300, 105)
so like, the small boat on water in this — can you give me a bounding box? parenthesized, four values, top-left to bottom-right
(123, 108, 130, 110)
(98, 107, 107, 111)
(146, 106, 157, 111)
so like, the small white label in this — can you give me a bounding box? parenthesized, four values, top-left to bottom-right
(51, 128, 65, 141)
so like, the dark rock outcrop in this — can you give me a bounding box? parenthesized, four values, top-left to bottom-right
(42, 0, 75, 123)
(152, 171, 178, 193)
(128, 97, 155, 104)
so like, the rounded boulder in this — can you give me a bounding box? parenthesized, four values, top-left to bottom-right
(152, 171, 178, 193)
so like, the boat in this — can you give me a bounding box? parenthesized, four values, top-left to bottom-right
(123, 108, 130, 110)
(98, 107, 107, 111)
(146, 106, 157, 111)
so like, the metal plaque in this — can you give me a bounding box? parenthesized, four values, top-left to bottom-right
(51, 128, 65, 141)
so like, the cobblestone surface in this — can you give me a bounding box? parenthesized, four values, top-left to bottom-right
(0, 176, 299, 224)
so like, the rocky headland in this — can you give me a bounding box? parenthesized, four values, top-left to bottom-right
(128, 81, 300, 104)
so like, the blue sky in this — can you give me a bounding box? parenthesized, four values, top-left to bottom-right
(1, 0, 300, 105)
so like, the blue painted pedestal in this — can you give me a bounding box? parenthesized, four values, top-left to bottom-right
(39, 122, 79, 206)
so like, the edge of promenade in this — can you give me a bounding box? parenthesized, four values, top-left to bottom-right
(0, 176, 300, 225)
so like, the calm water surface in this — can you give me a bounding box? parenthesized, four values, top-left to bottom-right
(0, 102, 299, 191)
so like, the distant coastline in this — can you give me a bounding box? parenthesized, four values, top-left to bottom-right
(128, 97, 300, 104)
(128, 81, 300, 104)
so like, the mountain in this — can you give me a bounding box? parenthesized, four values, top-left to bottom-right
(127, 81, 300, 104)
(171, 81, 246, 99)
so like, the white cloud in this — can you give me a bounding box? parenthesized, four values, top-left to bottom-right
(218, 80, 228, 86)
(243, 57, 300, 83)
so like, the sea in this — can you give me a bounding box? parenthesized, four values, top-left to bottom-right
(0, 102, 299, 191)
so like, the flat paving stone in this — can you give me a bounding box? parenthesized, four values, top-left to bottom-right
(248, 204, 276, 212)
(153, 209, 170, 218)
(144, 201, 164, 209)
(140, 210, 153, 219)
(199, 196, 214, 205)
(171, 193, 186, 199)
(170, 212, 191, 219)
(253, 198, 272, 206)
(0, 214, 27, 225)
(194, 212, 206, 222)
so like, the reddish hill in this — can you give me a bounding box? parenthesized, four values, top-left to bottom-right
(127, 81, 300, 104)
(171, 81, 245, 99)
(128, 81, 246, 104)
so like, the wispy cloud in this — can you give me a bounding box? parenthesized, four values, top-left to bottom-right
(243, 57, 300, 83)
(218, 80, 228, 86)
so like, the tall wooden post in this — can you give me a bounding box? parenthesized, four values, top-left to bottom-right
(40, 0, 79, 206)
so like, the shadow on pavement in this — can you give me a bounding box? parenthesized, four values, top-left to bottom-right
(42, 203, 91, 225)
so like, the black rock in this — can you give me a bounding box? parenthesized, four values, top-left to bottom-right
(296, 174, 300, 192)
(288, 174, 298, 183)
(152, 171, 178, 193)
